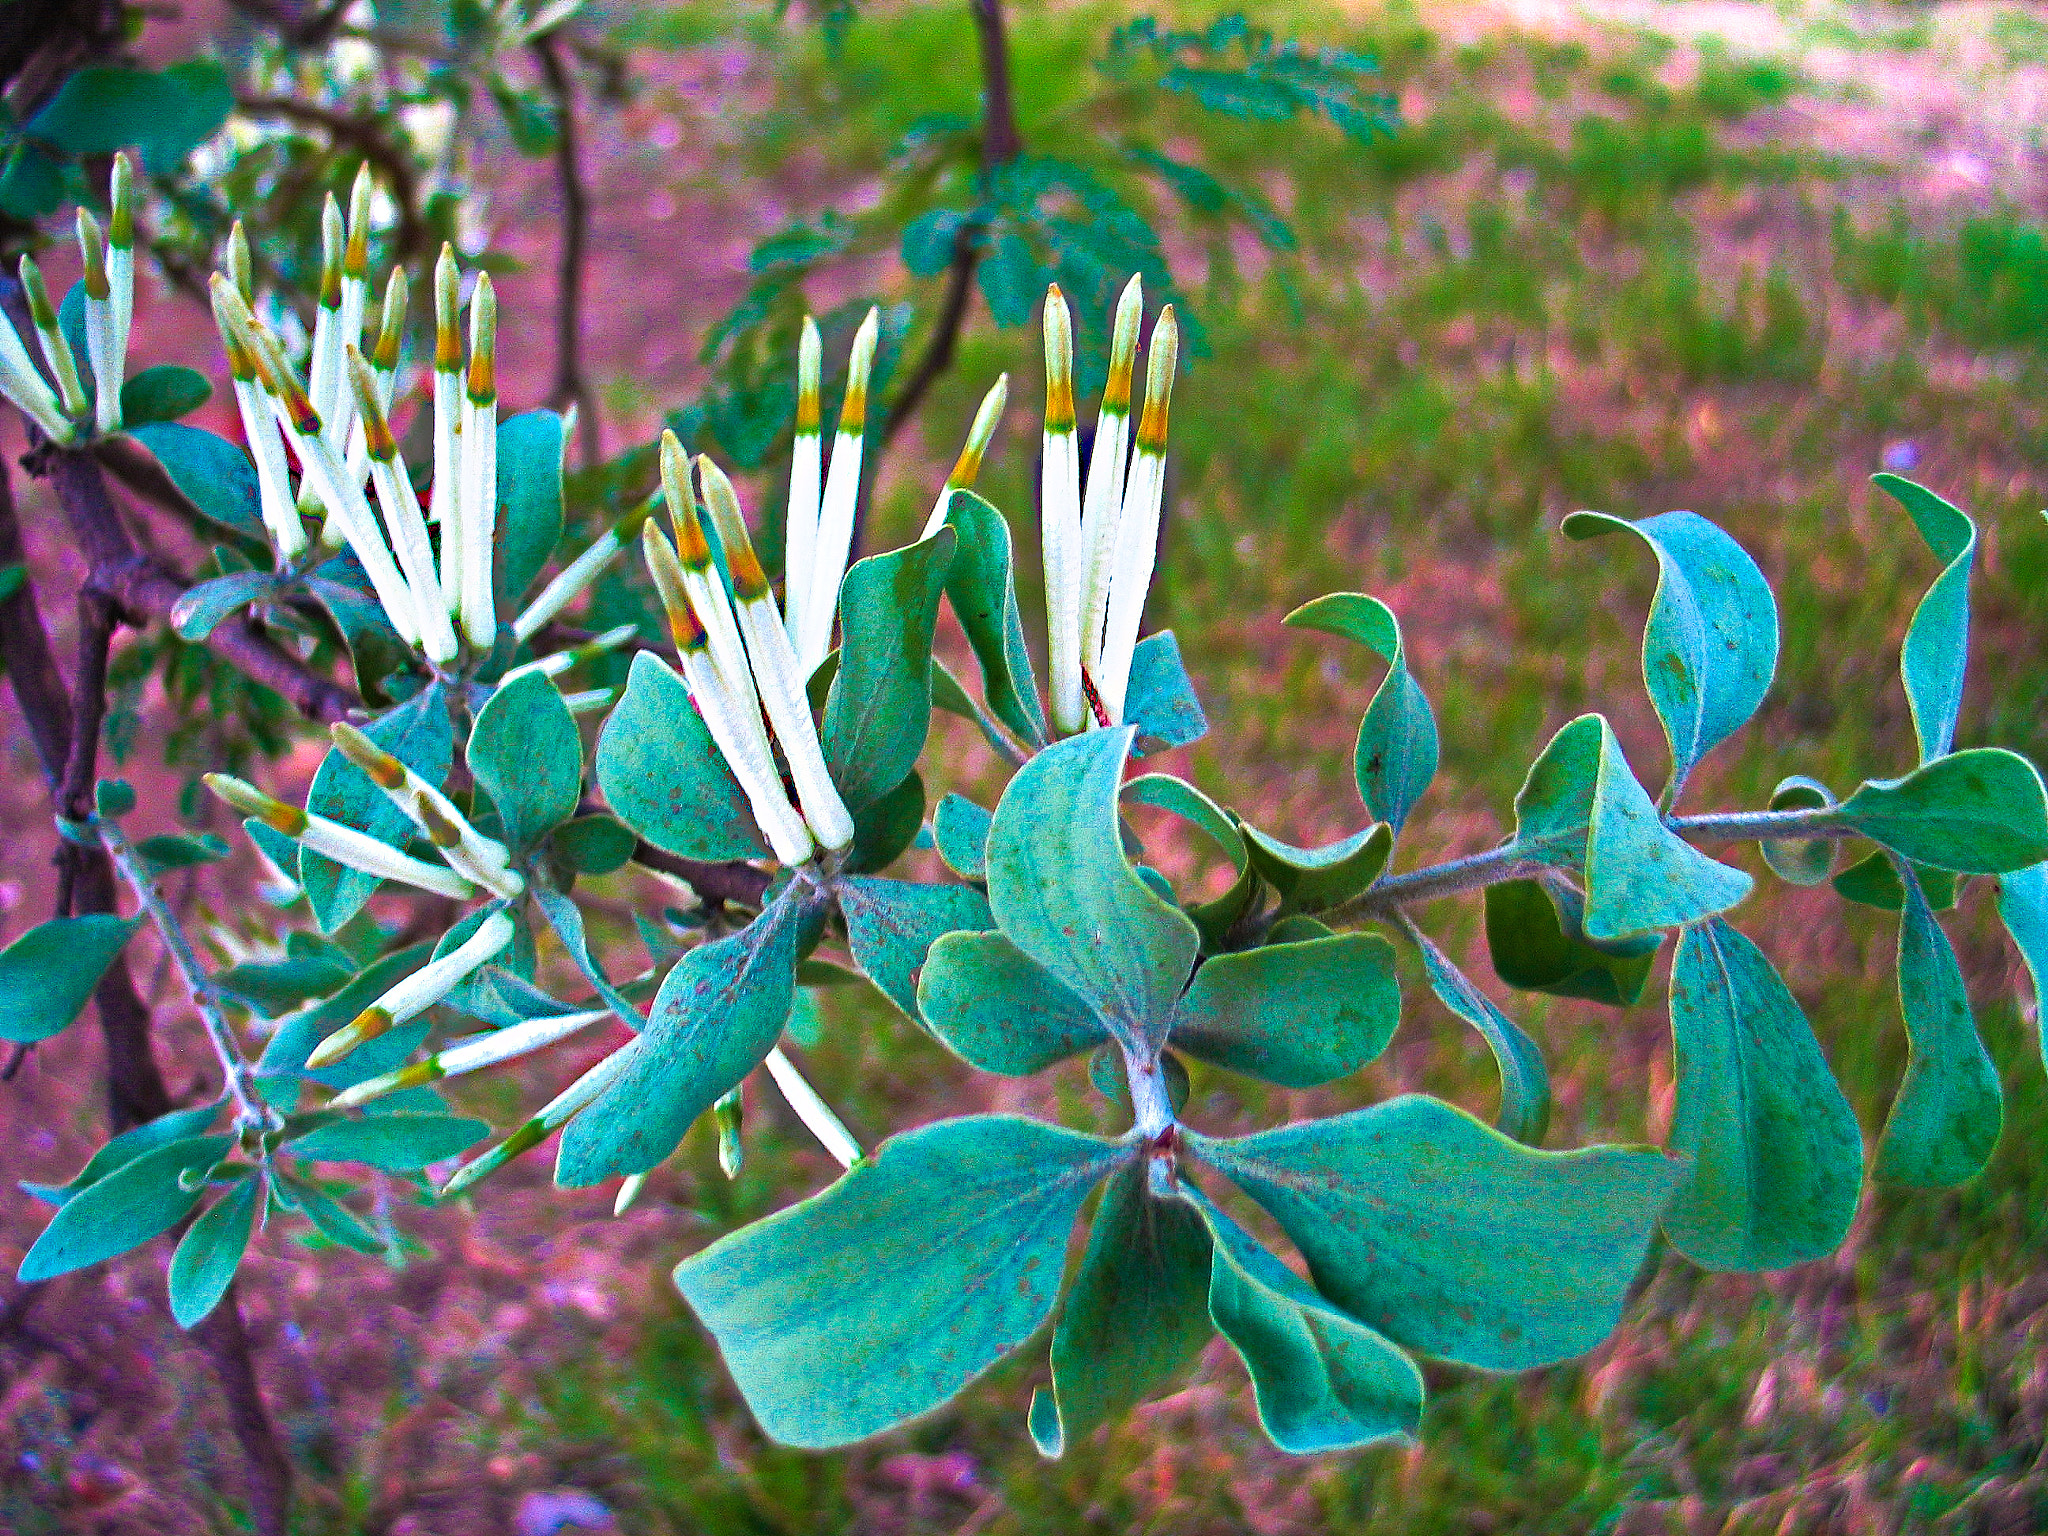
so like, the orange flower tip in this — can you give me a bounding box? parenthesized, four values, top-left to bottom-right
(307, 1006, 391, 1069)
(416, 794, 464, 849)
(727, 541, 770, 602)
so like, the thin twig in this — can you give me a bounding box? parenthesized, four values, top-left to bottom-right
(235, 95, 431, 265)
(531, 32, 600, 467)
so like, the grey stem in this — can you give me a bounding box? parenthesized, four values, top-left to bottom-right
(98, 817, 278, 1134)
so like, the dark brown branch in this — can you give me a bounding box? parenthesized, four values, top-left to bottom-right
(191, 1279, 295, 1536)
(874, 0, 1024, 456)
(93, 435, 275, 565)
(628, 840, 771, 910)
(531, 34, 600, 468)
(235, 96, 430, 266)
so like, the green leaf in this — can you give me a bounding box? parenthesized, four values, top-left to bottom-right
(1285, 593, 1438, 833)
(1123, 772, 1259, 948)
(0, 914, 140, 1043)
(136, 832, 231, 872)
(1124, 631, 1208, 755)
(595, 652, 764, 861)
(119, 366, 212, 427)
(1029, 1163, 1212, 1457)
(1562, 511, 1778, 802)
(19, 1136, 231, 1282)
(493, 411, 568, 611)
(302, 686, 454, 933)
(1185, 1185, 1423, 1455)
(1241, 822, 1391, 916)
(940, 491, 1045, 745)
(288, 1113, 490, 1172)
(470, 670, 582, 848)
(281, 1172, 385, 1254)
(60, 280, 92, 402)
(673, 1115, 1127, 1449)
(917, 931, 1106, 1075)
(978, 228, 1047, 328)
(215, 952, 354, 1016)
(1874, 868, 2002, 1188)
(1663, 919, 1863, 1270)
(170, 571, 274, 641)
(932, 792, 992, 881)
(257, 944, 434, 1104)
(1837, 749, 2048, 875)
(901, 208, 966, 277)
(1407, 927, 1551, 1145)
(986, 727, 1198, 1054)
(305, 574, 410, 700)
(28, 59, 233, 173)
(842, 769, 925, 874)
(557, 893, 816, 1185)
(21, 1102, 223, 1206)
(1192, 1096, 1681, 1370)
(167, 1176, 258, 1329)
(552, 813, 636, 876)
(1874, 474, 1975, 764)
(1831, 849, 1958, 912)
(1997, 863, 2048, 1066)
(1761, 774, 1837, 886)
(1518, 715, 1752, 939)
(0, 141, 64, 220)
(1169, 934, 1398, 1087)
(1484, 876, 1659, 1007)
(822, 528, 955, 812)
(839, 876, 992, 1024)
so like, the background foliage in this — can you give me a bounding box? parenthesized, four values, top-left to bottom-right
(4, 1, 2048, 1533)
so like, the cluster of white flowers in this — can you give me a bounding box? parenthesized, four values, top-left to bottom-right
(0, 154, 136, 444)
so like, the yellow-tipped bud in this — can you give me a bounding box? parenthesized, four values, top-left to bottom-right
(1135, 305, 1178, 453)
(307, 1005, 392, 1069)
(77, 209, 109, 300)
(204, 772, 309, 837)
(344, 164, 373, 279)
(951, 373, 1008, 487)
(318, 194, 344, 309)
(108, 152, 134, 250)
(466, 271, 496, 403)
(658, 431, 713, 568)
(434, 244, 462, 370)
(1042, 285, 1075, 433)
(416, 793, 465, 849)
(694, 456, 769, 600)
(331, 720, 407, 789)
(243, 318, 322, 436)
(20, 256, 87, 418)
(795, 317, 822, 434)
(1104, 273, 1144, 414)
(345, 349, 399, 462)
(226, 222, 254, 305)
(642, 519, 707, 652)
(373, 269, 408, 372)
(837, 306, 879, 435)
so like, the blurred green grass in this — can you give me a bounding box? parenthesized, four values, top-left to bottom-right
(293, 3, 2048, 1530)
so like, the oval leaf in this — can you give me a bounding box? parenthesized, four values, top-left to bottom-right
(595, 652, 765, 862)
(1838, 749, 2048, 875)
(1407, 926, 1551, 1146)
(1169, 933, 1399, 1087)
(471, 670, 583, 848)
(1874, 473, 1975, 765)
(1284, 593, 1439, 833)
(822, 528, 955, 812)
(168, 1177, 258, 1329)
(19, 1136, 230, 1283)
(0, 913, 139, 1043)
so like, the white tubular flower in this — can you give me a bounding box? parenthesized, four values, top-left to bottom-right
(642, 520, 814, 867)
(209, 280, 303, 558)
(782, 316, 822, 654)
(348, 265, 407, 486)
(561, 686, 617, 715)
(329, 722, 524, 898)
(439, 1037, 642, 1198)
(1095, 305, 1179, 726)
(431, 246, 464, 614)
(920, 372, 1008, 540)
(1040, 286, 1086, 735)
(77, 209, 122, 436)
(237, 305, 422, 645)
(349, 348, 459, 664)
(698, 456, 855, 851)
(226, 220, 254, 305)
(661, 432, 759, 723)
(0, 295, 72, 442)
(18, 256, 88, 421)
(511, 505, 648, 642)
(306, 911, 516, 1069)
(203, 772, 476, 901)
(459, 272, 500, 649)
(324, 1007, 611, 1111)
(307, 193, 346, 429)
(797, 306, 878, 676)
(1079, 274, 1144, 684)
(503, 622, 636, 683)
(103, 153, 134, 431)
